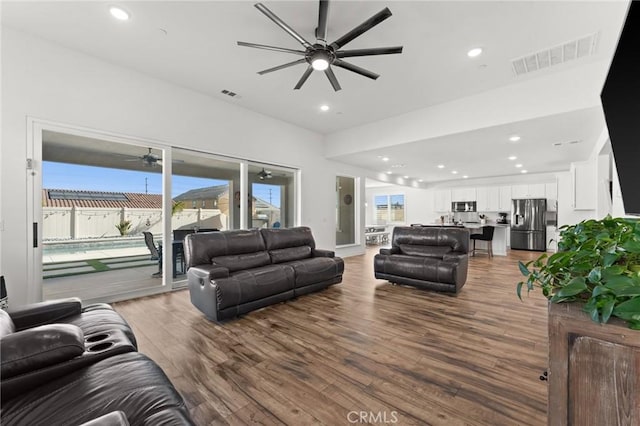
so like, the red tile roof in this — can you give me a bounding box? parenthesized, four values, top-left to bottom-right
(42, 189, 162, 209)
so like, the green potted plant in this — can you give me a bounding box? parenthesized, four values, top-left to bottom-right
(517, 215, 640, 329)
(115, 219, 132, 236)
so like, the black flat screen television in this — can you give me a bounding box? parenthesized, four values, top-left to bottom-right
(601, 1, 640, 216)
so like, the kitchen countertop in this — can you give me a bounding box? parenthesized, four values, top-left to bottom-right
(423, 222, 510, 228)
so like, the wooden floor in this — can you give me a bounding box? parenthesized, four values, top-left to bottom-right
(114, 248, 549, 426)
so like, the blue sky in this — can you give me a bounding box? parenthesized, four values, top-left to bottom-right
(43, 162, 281, 207)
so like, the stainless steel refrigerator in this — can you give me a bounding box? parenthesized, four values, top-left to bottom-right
(511, 199, 547, 251)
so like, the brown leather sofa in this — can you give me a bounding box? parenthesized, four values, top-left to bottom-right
(374, 226, 470, 293)
(184, 226, 344, 322)
(0, 298, 194, 425)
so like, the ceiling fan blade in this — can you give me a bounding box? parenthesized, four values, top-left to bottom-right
(258, 58, 307, 75)
(325, 67, 342, 91)
(333, 59, 379, 80)
(316, 0, 329, 42)
(254, 3, 313, 49)
(329, 8, 392, 50)
(294, 66, 314, 90)
(237, 41, 307, 56)
(336, 46, 403, 58)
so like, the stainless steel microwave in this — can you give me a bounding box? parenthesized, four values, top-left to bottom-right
(451, 201, 477, 212)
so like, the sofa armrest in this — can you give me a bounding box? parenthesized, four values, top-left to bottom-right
(379, 247, 400, 255)
(9, 298, 82, 331)
(1, 324, 85, 379)
(188, 264, 229, 281)
(312, 249, 335, 258)
(79, 411, 130, 426)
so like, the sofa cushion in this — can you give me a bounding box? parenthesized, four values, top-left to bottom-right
(269, 246, 312, 264)
(377, 254, 458, 284)
(212, 251, 271, 272)
(0, 352, 193, 426)
(285, 257, 345, 287)
(184, 229, 265, 269)
(397, 244, 451, 258)
(260, 227, 316, 250)
(215, 265, 295, 309)
(392, 226, 469, 254)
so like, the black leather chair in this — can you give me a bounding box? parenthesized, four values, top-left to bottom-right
(374, 226, 470, 293)
(470, 226, 495, 257)
(143, 231, 162, 277)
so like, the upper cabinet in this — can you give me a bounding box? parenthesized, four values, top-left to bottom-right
(571, 161, 596, 210)
(434, 189, 451, 212)
(499, 186, 512, 211)
(451, 187, 476, 202)
(512, 183, 546, 199)
(546, 182, 558, 212)
(477, 186, 500, 212)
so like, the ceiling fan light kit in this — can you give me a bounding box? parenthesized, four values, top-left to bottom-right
(238, 0, 403, 91)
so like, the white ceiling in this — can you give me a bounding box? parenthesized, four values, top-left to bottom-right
(2, 1, 630, 184)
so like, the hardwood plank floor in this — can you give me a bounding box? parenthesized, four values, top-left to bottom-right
(114, 248, 548, 425)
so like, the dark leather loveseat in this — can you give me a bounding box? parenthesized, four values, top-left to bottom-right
(184, 226, 344, 321)
(0, 298, 194, 425)
(374, 226, 470, 293)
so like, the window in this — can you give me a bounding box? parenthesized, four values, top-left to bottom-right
(375, 194, 405, 224)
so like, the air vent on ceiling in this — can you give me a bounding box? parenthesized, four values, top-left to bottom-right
(552, 140, 582, 147)
(221, 89, 241, 99)
(511, 32, 599, 77)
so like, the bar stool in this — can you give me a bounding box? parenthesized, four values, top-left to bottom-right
(470, 226, 495, 257)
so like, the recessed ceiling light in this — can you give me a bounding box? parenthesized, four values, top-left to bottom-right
(521, 170, 528, 174)
(320, 105, 330, 112)
(109, 6, 130, 20)
(403, 175, 409, 179)
(381, 157, 389, 162)
(508, 156, 517, 160)
(515, 164, 523, 168)
(437, 164, 445, 169)
(386, 171, 392, 175)
(463, 175, 469, 179)
(467, 47, 483, 58)
(452, 170, 458, 174)
(509, 135, 521, 142)
(418, 179, 423, 182)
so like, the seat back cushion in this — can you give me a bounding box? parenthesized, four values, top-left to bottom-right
(211, 251, 271, 272)
(261, 227, 316, 263)
(184, 229, 266, 268)
(0, 310, 15, 338)
(392, 226, 469, 254)
(398, 244, 451, 258)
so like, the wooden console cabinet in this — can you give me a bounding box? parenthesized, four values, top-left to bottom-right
(548, 302, 640, 425)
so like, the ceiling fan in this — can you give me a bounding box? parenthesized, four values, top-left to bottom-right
(238, 0, 403, 91)
(258, 168, 273, 180)
(123, 148, 163, 167)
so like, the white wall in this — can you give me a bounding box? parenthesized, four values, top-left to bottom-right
(1, 28, 366, 305)
(365, 185, 434, 226)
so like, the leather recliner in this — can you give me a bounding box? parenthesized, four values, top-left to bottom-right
(0, 298, 194, 425)
(185, 226, 344, 322)
(374, 226, 470, 293)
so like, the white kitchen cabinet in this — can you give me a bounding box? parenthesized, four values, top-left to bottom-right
(545, 182, 558, 211)
(571, 161, 596, 210)
(499, 186, 512, 211)
(512, 183, 546, 199)
(506, 226, 511, 248)
(546, 226, 558, 252)
(434, 189, 451, 212)
(477, 186, 500, 212)
(451, 187, 476, 202)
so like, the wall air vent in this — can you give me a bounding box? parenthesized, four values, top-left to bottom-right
(511, 32, 599, 77)
(221, 89, 241, 99)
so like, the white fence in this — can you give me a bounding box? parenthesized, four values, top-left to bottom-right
(43, 207, 227, 240)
